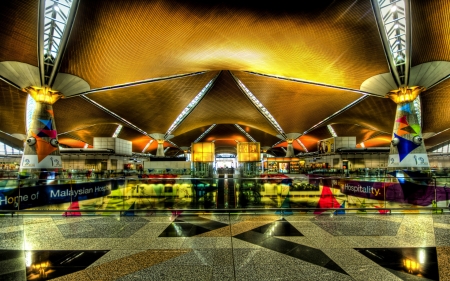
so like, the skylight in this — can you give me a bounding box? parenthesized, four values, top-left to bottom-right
(26, 95, 37, 132)
(42, 0, 75, 85)
(0, 141, 23, 155)
(413, 96, 422, 127)
(374, 0, 408, 85)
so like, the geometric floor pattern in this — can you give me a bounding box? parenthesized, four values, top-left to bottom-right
(0, 213, 449, 280)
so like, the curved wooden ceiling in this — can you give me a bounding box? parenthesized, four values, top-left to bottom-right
(0, 80, 27, 134)
(0, 0, 38, 66)
(1, 0, 450, 154)
(233, 71, 364, 134)
(59, 0, 387, 89)
(173, 71, 278, 136)
(411, 0, 450, 66)
(87, 71, 219, 134)
(421, 78, 450, 134)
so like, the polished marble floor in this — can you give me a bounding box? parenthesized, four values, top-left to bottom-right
(0, 212, 449, 280)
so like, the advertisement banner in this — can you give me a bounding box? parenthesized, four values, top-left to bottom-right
(0, 180, 112, 210)
(318, 138, 334, 154)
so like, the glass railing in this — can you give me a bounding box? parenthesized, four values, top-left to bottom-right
(1, 173, 450, 214)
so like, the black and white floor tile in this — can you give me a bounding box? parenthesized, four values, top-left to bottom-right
(0, 213, 448, 280)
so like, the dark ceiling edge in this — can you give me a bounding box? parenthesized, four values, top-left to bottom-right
(57, 123, 119, 136)
(427, 74, 450, 91)
(80, 95, 149, 137)
(0, 75, 22, 90)
(302, 95, 369, 135)
(61, 133, 90, 145)
(68, 71, 209, 98)
(243, 71, 378, 96)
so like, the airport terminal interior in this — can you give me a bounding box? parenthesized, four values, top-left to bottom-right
(1, 0, 450, 280)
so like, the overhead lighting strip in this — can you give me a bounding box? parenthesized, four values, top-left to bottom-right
(234, 124, 256, 142)
(80, 95, 149, 137)
(142, 140, 153, 153)
(303, 96, 368, 135)
(112, 125, 123, 138)
(244, 71, 374, 96)
(371, 0, 410, 86)
(194, 124, 216, 143)
(75, 71, 208, 97)
(165, 72, 220, 137)
(229, 72, 285, 137)
(327, 125, 338, 137)
(272, 139, 284, 148)
(296, 139, 308, 152)
(166, 139, 179, 148)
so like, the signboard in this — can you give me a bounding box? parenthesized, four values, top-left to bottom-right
(318, 138, 334, 154)
(237, 142, 260, 162)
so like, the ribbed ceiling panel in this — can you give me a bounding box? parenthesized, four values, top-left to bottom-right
(424, 129, 450, 149)
(202, 124, 248, 143)
(53, 96, 125, 134)
(330, 124, 384, 144)
(239, 126, 281, 147)
(233, 71, 364, 134)
(323, 96, 396, 134)
(87, 71, 219, 134)
(0, 0, 38, 66)
(63, 124, 119, 145)
(411, 0, 450, 66)
(0, 80, 27, 134)
(171, 126, 210, 148)
(173, 71, 277, 136)
(60, 0, 387, 89)
(421, 78, 450, 134)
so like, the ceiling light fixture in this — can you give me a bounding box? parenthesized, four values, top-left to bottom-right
(194, 124, 216, 143)
(165, 73, 220, 137)
(234, 124, 257, 142)
(229, 72, 285, 137)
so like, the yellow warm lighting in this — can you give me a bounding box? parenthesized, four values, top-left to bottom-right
(403, 258, 420, 273)
(386, 86, 425, 104)
(191, 142, 215, 162)
(156, 139, 165, 144)
(25, 86, 62, 104)
(237, 142, 260, 162)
